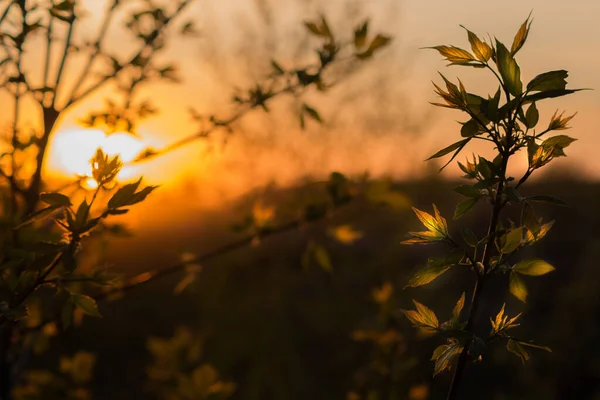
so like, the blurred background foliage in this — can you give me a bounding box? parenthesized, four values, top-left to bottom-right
(24, 176, 600, 399)
(2, 0, 597, 398)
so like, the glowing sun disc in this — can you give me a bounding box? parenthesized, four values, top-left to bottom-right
(48, 129, 146, 184)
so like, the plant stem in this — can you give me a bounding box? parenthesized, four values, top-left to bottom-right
(446, 153, 510, 400)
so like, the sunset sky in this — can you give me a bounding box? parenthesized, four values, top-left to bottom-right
(9, 0, 597, 214)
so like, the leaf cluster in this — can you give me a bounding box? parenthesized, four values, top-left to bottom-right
(400, 14, 585, 379)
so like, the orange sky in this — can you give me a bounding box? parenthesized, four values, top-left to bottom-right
(4, 0, 598, 221)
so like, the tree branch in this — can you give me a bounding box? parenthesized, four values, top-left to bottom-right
(65, 0, 119, 106)
(64, 0, 193, 110)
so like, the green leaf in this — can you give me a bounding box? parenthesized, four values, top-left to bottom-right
(490, 304, 521, 335)
(461, 227, 478, 247)
(302, 104, 322, 124)
(403, 205, 449, 244)
(405, 258, 454, 288)
(354, 21, 369, 48)
(108, 179, 157, 209)
(542, 135, 577, 150)
(485, 87, 501, 122)
(461, 26, 492, 62)
(495, 40, 522, 96)
(525, 221, 555, 244)
(454, 197, 478, 220)
(510, 13, 532, 56)
(304, 22, 325, 37)
(72, 294, 102, 318)
(521, 202, 541, 237)
(313, 244, 332, 273)
(505, 187, 523, 203)
(514, 259, 555, 276)
(433, 341, 463, 376)
(460, 119, 480, 137)
(427, 45, 475, 64)
(40, 192, 72, 207)
(507, 339, 530, 364)
(453, 185, 481, 198)
(270, 60, 285, 75)
(452, 292, 465, 322)
(108, 179, 142, 209)
(426, 138, 470, 161)
(502, 227, 524, 254)
(524, 102, 539, 129)
(414, 300, 439, 327)
(431, 344, 448, 361)
(75, 199, 89, 228)
(367, 34, 392, 53)
(414, 205, 447, 234)
(403, 300, 439, 331)
(526, 195, 568, 207)
(517, 340, 552, 352)
(524, 88, 586, 103)
(509, 272, 528, 303)
(527, 70, 568, 92)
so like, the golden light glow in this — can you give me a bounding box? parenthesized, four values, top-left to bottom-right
(48, 129, 146, 186)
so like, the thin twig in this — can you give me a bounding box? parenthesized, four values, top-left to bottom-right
(52, 13, 75, 109)
(66, 0, 119, 105)
(64, 0, 193, 109)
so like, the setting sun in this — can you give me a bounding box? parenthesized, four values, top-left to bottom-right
(47, 129, 146, 187)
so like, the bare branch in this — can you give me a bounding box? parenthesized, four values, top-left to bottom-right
(65, 0, 120, 105)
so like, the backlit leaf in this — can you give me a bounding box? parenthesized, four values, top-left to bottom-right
(452, 292, 465, 322)
(518, 340, 552, 352)
(426, 139, 470, 161)
(461, 119, 480, 137)
(496, 40, 522, 96)
(542, 135, 577, 149)
(507, 339, 530, 363)
(403, 300, 439, 331)
(313, 244, 332, 272)
(527, 70, 568, 92)
(461, 26, 492, 62)
(433, 341, 463, 376)
(453, 185, 481, 198)
(368, 34, 392, 53)
(454, 197, 478, 220)
(521, 202, 541, 237)
(427, 45, 475, 64)
(510, 13, 532, 56)
(525, 221, 555, 244)
(514, 259, 555, 276)
(354, 21, 369, 48)
(330, 224, 363, 244)
(524, 102, 539, 129)
(501, 227, 523, 254)
(413, 206, 447, 235)
(524, 88, 586, 103)
(462, 227, 478, 247)
(72, 294, 101, 318)
(302, 104, 322, 123)
(509, 272, 528, 303)
(40, 193, 71, 207)
(405, 259, 453, 288)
